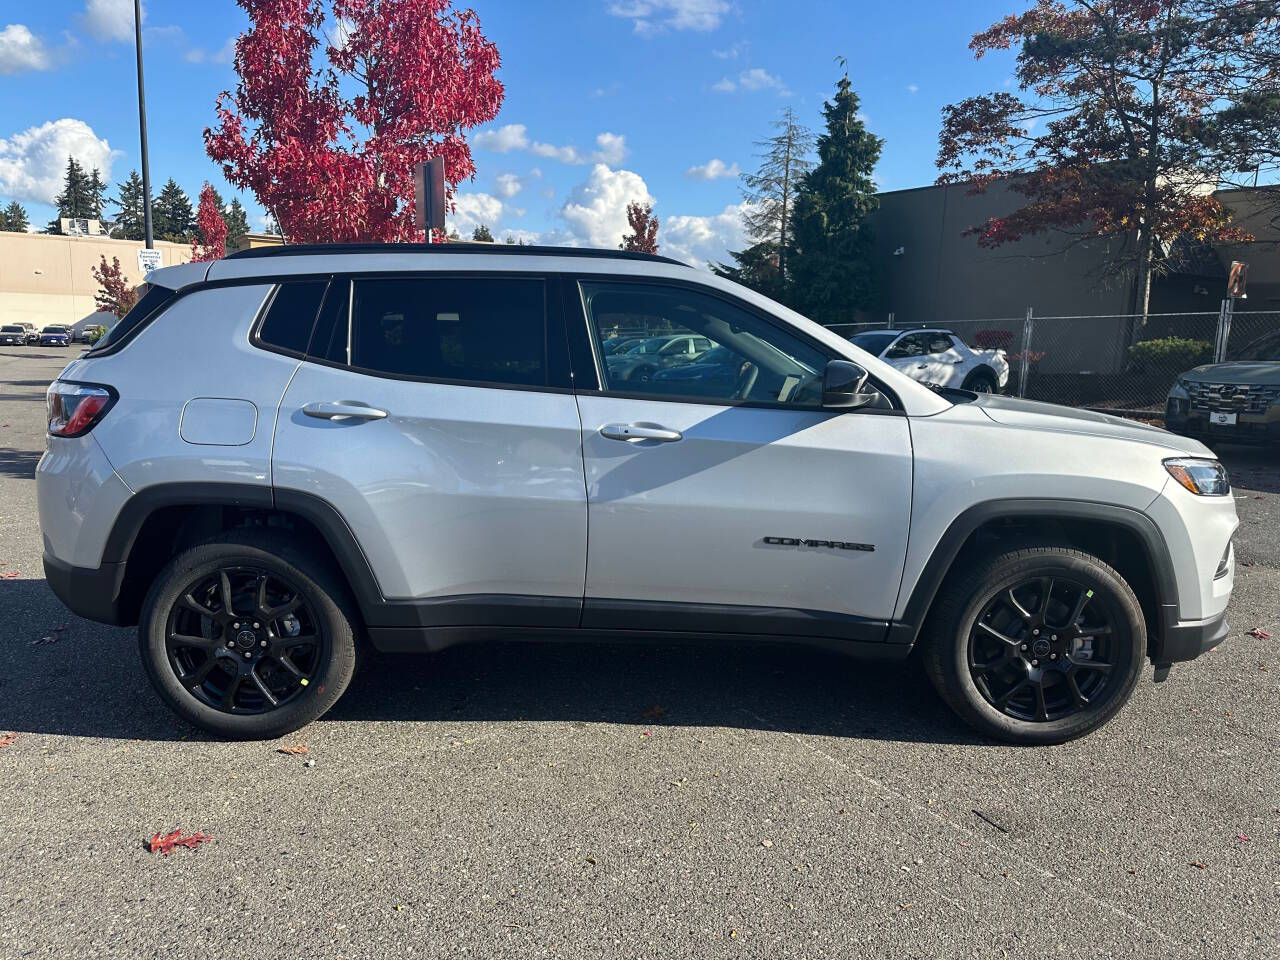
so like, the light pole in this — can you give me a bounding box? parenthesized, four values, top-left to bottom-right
(134, 0, 153, 249)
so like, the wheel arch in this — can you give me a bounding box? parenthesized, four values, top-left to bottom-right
(890, 500, 1178, 654)
(105, 483, 384, 627)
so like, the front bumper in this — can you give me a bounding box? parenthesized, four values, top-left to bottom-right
(1166, 402, 1280, 444)
(1154, 607, 1230, 666)
(43, 553, 128, 625)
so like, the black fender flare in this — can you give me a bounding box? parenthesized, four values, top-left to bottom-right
(888, 499, 1179, 648)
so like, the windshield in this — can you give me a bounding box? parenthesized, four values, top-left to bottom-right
(1240, 333, 1280, 362)
(850, 332, 898, 356)
(2, 326, 23, 333)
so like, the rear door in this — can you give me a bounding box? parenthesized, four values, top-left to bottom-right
(271, 273, 587, 625)
(569, 277, 913, 640)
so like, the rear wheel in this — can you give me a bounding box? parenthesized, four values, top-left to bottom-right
(962, 368, 998, 393)
(138, 530, 358, 740)
(922, 545, 1145, 744)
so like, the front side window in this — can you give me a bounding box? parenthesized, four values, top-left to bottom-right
(886, 333, 927, 359)
(581, 281, 828, 406)
(347, 277, 547, 386)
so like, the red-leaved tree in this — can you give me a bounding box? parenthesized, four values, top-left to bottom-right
(191, 183, 229, 261)
(92, 256, 138, 318)
(620, 201, 659, 254)
(205, 0, 503, 243)
(936, 0, 1280, 317)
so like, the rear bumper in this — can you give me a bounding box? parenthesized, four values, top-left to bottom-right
(1153, 607, 1230, 666)
(43, 553, 127, 625)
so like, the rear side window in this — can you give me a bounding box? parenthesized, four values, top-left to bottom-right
(257, 281, 327, 355)
(349, 277, 546, 386)
(92, 284, 175, 352)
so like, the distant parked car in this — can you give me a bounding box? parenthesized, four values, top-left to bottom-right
(850, 328, 1010, 393)
(39, 325, 70, 347)
(605, 334, 713, 382)
(1166, 331, 1280, 444)
(0, 324, 28, 346)
(651, 345, 746, 397)
(19, 322, 38, 344)
(600, 335, 644, 356)
(74, 324, 107, 344)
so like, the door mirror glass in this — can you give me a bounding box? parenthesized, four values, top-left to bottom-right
(822, 360, 874, 409)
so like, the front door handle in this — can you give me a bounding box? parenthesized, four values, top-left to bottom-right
(302, 401, 388, 421)
(600, 422, 683, 443)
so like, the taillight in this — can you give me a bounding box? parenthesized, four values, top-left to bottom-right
(47, 380, 116, 438)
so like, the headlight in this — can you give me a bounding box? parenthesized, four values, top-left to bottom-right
(1164, 457, 1230, 496)
(1167, 378, 1190, 399)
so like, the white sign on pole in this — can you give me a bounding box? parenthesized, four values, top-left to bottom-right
(137, 248, 163, 275)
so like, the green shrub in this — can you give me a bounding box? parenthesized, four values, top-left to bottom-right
(1128, 337, 1213, 371)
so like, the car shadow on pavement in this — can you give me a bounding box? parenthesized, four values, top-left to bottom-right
(0, 448, 42, 479)
(0, 577, 983, 746)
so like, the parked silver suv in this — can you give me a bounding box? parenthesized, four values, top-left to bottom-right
(37, 245, 1238, 743)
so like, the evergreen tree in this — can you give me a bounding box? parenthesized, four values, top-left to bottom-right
(110, 170, 149, 240)
(48, 156, 96, 232)
(788, 65, 882, 324)
(152, 178, 195, 242)
(87, 168, 108, 220)
(224, 197, 250, 250)
(713, 109, 813, 302)
(471, 223, 494, 242)
(1, 201, 30, 232)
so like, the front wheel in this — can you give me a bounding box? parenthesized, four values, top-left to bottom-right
(922, 545, 1145, 744)
(138, 531, 358, 740)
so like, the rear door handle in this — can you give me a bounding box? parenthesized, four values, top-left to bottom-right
(302, 401, 388, 421)
(600, 422, 683, 443)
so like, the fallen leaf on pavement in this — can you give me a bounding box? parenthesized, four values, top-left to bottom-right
(277, 744, 308, 756)
(1248, 627, 1271, 640)
(1237, 833, 1250, 843)
(0, 733, 17, 748)
(147, 830, 212, 855)
(761, 839, 773, 848)
(0, 571, 19, 579)
(1189, 861, 1207, 870)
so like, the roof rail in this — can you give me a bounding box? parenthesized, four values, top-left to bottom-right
(224, 242, 689, 267)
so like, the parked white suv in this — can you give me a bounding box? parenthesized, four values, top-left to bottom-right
(852, 328, 1010, 393)
(37, 245, 1237, 744)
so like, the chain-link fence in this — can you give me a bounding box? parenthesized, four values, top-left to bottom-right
(828, 304, 1280, 417)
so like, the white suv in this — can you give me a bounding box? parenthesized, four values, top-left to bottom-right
(37, 244, 1237, 744)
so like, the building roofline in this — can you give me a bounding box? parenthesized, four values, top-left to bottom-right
(224, 242, 689, 267)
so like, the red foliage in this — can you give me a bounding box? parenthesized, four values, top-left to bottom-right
(191, 184, 229, 261)
(204, 0, 503, 243)
(620, 201, 659, 254)
(148, 830, 213, 855)
(92, 256, 139, 318)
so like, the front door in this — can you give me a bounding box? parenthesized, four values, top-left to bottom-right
(271, 274, 587, 624)
(571, 278, 913, 640)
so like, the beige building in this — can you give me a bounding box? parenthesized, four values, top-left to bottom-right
(0, 232, 193, 329)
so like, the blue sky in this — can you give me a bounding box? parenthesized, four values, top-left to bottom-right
(0, 0, 1019, 264)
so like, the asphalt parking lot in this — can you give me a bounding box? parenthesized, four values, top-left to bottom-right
(1, 347, 1278, 959)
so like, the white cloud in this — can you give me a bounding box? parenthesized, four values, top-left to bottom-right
(481, 125, 626, 167)
(559, 164, 654, 249)
(714, 67, 786, 95)
(906, 83, 919, 94)
(83, 0, 139, 43)
(185, 36, 235, 64)
(608, 0, 730, 35)
(712, 41, 746, 60)
(661, 202, 752, 268)
(474, 124, 529, 153)
(446, 191, 530, 238)
(686, 158, 739, 181)
(0, 118, 119, 205)
(494, 173, 523, 198)
(0, 24, 51, 74)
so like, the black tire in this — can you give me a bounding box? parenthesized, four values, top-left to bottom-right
(922, 544, 1145, 745)
(962, 368, 998, 393)
(138, 530, 358, 740)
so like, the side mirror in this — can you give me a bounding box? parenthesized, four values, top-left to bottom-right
(822, 360, 874, 409)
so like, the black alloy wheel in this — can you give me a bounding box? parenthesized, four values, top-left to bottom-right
(967, 576, 1118, 723)
(164, 566, 326, 715)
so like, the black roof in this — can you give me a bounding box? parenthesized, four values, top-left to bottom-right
(225, 242, 688, 267)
